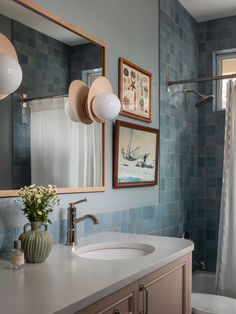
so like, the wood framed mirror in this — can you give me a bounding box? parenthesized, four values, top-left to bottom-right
(0, 0, 108, 197)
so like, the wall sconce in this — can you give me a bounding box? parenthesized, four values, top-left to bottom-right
(0, 33, 23, 100)
(66, 77, 121, 124)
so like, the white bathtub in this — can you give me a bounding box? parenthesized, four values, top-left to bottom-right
(192, 271, 236, 314)
(192, 271, 216, 294)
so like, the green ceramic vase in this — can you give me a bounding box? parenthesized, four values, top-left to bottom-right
(19, 222, 53, 263)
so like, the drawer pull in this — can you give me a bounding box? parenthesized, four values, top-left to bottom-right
(113, 309, 120, 314)
(139, 285, 149, 314)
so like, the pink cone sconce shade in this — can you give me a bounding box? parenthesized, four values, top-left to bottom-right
(68, 80, 91, 124)
(66, 76, 121, 124)
(0, 33, 23, 99)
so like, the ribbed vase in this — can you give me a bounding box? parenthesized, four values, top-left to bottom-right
(19, 222, 53, 263)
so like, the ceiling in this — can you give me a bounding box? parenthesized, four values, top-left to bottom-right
(178, 0, 236, 22)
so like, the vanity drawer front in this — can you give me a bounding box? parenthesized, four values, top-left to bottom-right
(77, 282, 138, 314)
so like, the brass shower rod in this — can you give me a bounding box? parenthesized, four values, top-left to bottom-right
(166, 73, 236, 90)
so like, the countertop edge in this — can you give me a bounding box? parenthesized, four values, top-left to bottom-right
(56, 243, 194, 314)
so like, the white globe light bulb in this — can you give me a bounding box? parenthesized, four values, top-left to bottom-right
(0, 53, 22, 95)
(92, 92, 121, 121)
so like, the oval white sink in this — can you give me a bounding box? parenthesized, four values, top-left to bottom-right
(75, 242, 155, 260)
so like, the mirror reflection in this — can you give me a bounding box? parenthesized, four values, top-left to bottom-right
(0, 1, 104, 191)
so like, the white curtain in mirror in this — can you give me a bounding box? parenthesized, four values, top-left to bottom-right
(29, 97, 102, 187)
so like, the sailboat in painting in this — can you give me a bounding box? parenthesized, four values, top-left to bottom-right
(120, 129, 154, 171)
(121, 129, 140, 162)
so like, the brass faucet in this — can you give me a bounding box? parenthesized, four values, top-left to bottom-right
(66, 198, 99, 246)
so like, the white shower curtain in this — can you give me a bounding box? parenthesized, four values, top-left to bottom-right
(216, 80, 236, 297)
(30, 97, 102, 188)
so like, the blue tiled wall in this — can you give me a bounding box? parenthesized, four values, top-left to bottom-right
(13, 21, 71, 99)
(159, 3, 236, 272)
(1, 204, 190, 255)
(194, 16, 236, 271)
(70, 43, 102, 81)
(159, 0, 199, 238)
(195, 103, 224, 271)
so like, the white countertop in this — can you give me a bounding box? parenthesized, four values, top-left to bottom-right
(0, 232, 194, 314)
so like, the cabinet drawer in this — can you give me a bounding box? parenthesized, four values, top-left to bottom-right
(77, 282, 138, 314)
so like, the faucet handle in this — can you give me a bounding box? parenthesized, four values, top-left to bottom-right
(69, 198, 87, 207)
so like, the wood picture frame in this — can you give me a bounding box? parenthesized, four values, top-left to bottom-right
(113, 120, 159, 188)
(119, 58, 152, 122)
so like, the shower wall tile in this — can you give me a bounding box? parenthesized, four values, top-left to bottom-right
(195, 14, 236, 271)
(13, 21, 71, 99)
(0, 205, 186, 255)
(160, 3, 235, 273)
(160, 0, 198, 242)
(70, 43, 102, 81)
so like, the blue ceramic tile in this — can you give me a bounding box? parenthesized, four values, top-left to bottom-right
(0, 228, 16, 254)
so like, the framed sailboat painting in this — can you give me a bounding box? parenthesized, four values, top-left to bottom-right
(113, 120, 159, 188)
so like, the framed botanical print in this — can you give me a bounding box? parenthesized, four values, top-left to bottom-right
(119, 58, 152, 122)
(113, 120, 159, 188)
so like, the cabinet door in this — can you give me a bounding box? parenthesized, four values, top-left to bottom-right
(139, 253, 192, 314)
(77, 282, 138, 314)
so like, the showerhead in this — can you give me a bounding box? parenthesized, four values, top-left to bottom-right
(183, 88, 214, 107)
(195, 94, 214, 108)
